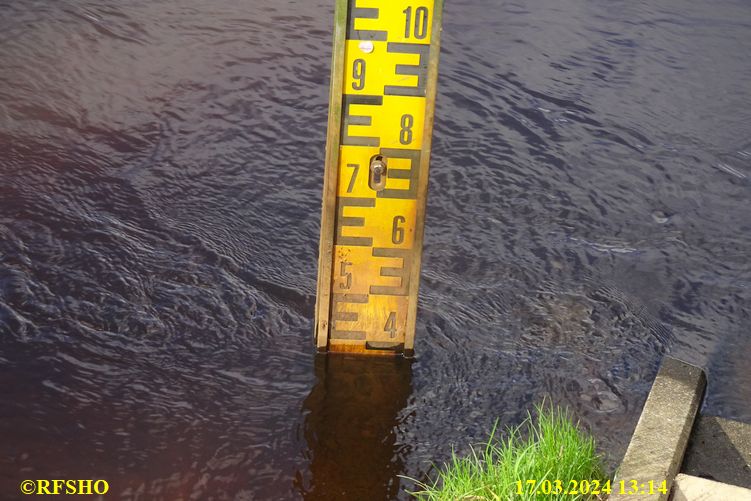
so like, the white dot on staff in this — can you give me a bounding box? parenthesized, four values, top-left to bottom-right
(359, 41, 374, 53)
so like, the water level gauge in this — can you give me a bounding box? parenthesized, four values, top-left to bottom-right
(315, 0, 445, 356)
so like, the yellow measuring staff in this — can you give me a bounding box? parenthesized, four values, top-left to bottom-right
(316, 0, 444, 356)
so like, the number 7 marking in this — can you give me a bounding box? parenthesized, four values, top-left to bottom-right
(346, 163, 359, 193)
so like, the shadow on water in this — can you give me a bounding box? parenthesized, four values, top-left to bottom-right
(296, 355, 413, 500)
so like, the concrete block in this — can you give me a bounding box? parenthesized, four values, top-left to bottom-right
(611, 357, 706, 501)
(672, 473, 751, 501)
(682, 415, 751, 489)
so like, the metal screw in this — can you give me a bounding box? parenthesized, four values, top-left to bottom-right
(371, 160, 385, 175)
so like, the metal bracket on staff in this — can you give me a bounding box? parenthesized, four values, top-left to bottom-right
(315, 0, 444, 356)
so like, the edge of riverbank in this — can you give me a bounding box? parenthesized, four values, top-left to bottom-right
(613, 356, 751, 501)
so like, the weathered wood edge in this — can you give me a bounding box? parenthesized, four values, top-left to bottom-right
(404, 0, 445, 356)
(314, 0, 348, 351)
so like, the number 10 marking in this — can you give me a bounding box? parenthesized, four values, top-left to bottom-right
(403, 6, 429, 39)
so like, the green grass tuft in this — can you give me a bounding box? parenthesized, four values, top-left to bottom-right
(405, 403, 610, 500)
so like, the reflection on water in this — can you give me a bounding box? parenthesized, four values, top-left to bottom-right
(297, 355, 413, 500)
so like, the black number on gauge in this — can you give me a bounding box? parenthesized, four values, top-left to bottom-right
(399, 114, 414, 145)
(352, 59, 366, 90)
(392, 215, 406, 244)
(384, 312, 397, 338)
(340, 261, 353, 289)
(346, 163, 359, 193)
(403, 6, 429, 40)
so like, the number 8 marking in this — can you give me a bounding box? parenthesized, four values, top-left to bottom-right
(400, 114, 413, 145)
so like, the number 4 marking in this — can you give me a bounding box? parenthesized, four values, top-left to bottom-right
(384, 312, 397, 338)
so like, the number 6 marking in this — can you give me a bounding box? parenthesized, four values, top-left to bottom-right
(392, 215, 406, 244)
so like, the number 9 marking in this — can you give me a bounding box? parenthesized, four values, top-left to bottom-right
(352, 59, 366, 90)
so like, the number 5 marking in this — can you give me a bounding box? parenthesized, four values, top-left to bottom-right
(340, 261, 352, 289)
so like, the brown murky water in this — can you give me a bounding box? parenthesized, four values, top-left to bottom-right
(1, 0, 750, 499)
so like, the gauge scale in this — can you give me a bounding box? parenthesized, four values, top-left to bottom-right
(315, 0, 444, 356)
